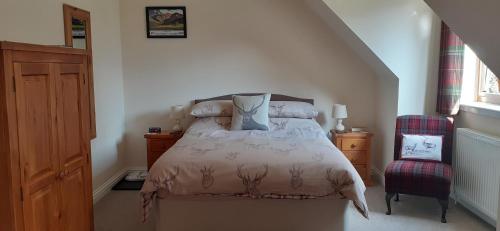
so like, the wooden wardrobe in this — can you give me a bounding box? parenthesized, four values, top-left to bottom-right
(0, 42, 94, 231)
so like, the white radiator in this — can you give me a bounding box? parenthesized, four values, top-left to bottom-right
(455, 128, 500, 226)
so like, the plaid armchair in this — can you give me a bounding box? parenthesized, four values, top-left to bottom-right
(384, 115, 454, 223)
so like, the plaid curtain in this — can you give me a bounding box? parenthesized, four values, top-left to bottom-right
(436, 22, 465, 116)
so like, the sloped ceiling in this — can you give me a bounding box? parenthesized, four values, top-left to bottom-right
(308, 0, 441, 115)
(425, 0, 500, 76)
(304, 0, 398, 83)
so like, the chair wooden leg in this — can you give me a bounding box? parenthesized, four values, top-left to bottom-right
(438, 199, 449, 223)
(385, 193, 395, 215)
(395, 193, 399, 202)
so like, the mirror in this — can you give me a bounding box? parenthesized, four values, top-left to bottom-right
(71, 18, 87, 49)
(63, 4, 91, 51)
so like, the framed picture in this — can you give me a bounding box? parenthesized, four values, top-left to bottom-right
(146, 6, 187, 38)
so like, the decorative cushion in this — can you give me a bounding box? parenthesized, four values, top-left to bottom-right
(385, 160, 452, 199)
(190, 100, 232, 117)
(401, 134, 443, 161)
(231, 94, 271, 131)
(394, 115, 454, 165)
(268, 101, 318, 119)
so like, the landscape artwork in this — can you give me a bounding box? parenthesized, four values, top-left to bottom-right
(146, 7, 187, 38)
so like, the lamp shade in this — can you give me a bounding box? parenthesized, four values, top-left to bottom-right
(170, 105, 185, 119)
(332, 104, 348, 119)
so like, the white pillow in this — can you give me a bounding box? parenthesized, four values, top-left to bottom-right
(401, 134, 443, 161)
(191, 100, 318, 119)
(268, 101, 318, 119)
(190, 100, 232, 117)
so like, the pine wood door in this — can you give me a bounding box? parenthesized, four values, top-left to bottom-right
(54, 63, 91, 231)
(14, 63, 61, 231)
(14, 61, 91, 231)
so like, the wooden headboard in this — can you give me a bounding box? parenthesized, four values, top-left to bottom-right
(194, 93, 314, 105)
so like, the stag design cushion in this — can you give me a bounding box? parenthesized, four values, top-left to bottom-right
(401, 134, 443, 161)
(231, 94, 271, 131)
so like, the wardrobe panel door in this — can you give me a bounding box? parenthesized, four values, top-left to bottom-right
(14, 63, 60, 231)
(57, 64, 85, 168)
(24, 184, 60, 231)
(55, 63, 90, 231)
(60, 167, 87, 231)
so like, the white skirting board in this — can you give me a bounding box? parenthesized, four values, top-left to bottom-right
(92, 167, 147, 204)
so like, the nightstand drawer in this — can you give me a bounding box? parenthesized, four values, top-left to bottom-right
(145, 132, 183, 170)
(341, 139, 368, 151)
(149, 151, 165, 164)
(149, 140, 172, 152)
(343, 151, 367, 164)
(353, 164, 368, 180)
(332, 131, 373, 186)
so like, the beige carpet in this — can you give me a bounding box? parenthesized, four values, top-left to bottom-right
(93, 184, 494, 231)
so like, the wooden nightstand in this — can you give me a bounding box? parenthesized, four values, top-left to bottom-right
(332, 131, 373, 186)
(144, 132, 183, 169)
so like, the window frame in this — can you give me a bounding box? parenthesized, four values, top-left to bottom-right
(476, 59, 500, 105)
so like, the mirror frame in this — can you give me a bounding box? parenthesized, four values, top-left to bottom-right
(63, 4, 97, 139)
(63, 4, 92, 50)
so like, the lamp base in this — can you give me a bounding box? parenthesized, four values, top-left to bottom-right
(335, 119, 346, 133)
(172, 119, 183, 133)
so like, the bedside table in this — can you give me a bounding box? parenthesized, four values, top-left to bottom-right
(144, 132, 183, 169)
(332, 131, 373, 186)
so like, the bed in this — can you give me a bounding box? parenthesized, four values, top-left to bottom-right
(141, 94, 368, 231)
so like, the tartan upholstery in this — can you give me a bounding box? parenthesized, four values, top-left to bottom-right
(385, 160, 452, 199)
(393, 115, 454, 165)
(386, 115, 454, 199)
(436, 22, 465, 116)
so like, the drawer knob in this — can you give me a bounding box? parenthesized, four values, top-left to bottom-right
(350, 144, 356, 149)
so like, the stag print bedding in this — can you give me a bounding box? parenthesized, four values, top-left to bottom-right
(141, 117, 369, 221)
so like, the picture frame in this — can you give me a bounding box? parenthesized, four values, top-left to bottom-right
(146, 6, 187, 38)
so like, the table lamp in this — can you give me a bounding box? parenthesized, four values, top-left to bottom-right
(333, 104, 348, 132)
(170, 105, 185, 133)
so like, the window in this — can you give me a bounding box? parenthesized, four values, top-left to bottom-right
(478, 61, 500, 104)
(461, 45, 500, 105)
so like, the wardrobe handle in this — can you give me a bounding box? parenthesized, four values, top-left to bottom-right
(57, 170, 68, 180)
(350, 144, 356, 149)
(56, 171, 63, 180)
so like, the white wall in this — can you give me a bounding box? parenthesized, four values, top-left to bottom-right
(323, 0, 441, 116)
(0, 0, 126, 190)
(120, 0, 380, 167)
